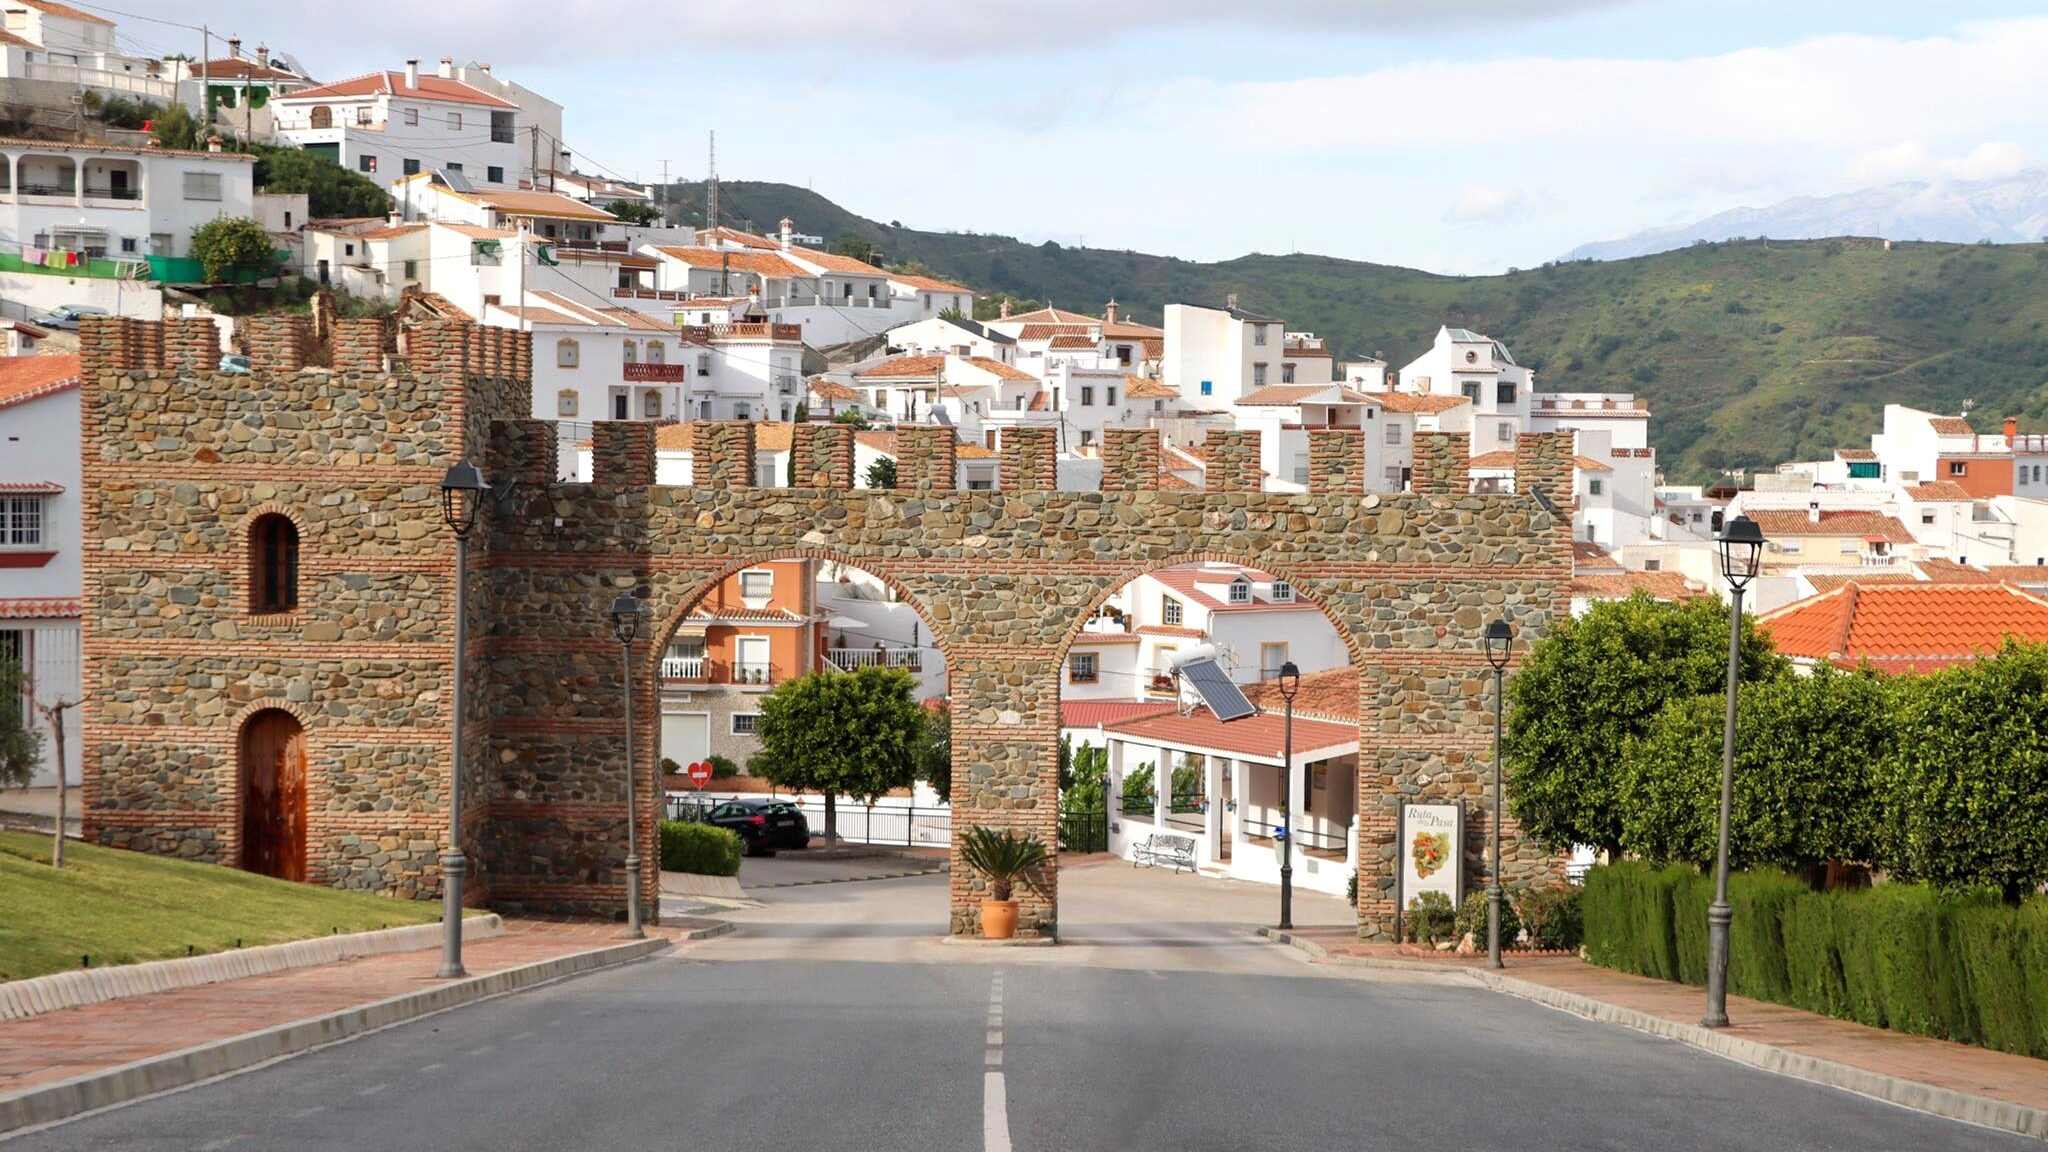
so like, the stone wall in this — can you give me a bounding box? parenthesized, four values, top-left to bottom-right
(79, 314, 1573, 938)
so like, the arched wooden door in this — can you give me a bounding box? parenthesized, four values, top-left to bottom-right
(240, 710, 307, 881)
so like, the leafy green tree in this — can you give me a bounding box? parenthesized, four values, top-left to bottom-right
(0, 660, 42, 789)
(1616, 665, 1893, 872)
(250, 146, 390, 218)
(833, 409, 871, 430)
(865, 457, 898, 490)
(1881, 640, 2048, 901)
(752, 666, 924, 841)
(606, 199, 664, 226)
(974, 293, 1040, 322)
(149, 103, 202, 151)
(1505, 593, 1786, 855)
(834, 229, 875, 264)
(189, 216, 278, 284)
(915, 701, 951, 803)
(1061, 742, 1107, 813)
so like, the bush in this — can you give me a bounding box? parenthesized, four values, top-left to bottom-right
(658, 820, 741, 876)
(1405, 891, 1454, 945)
(660, 757, 680, 775)
(1454, 888, 1522, 949)
(1513, 886, 1582, 951)
(1780, 890, 1848, 1019)
(1582, 860, 1686, 981)
(1951, 903, 2039, 1056)
(706, 754, 739, 779)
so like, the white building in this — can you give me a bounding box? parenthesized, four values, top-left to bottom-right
(1160, 298, 1291, 408)
(272, 58, 530, 192)
(0, 353, 81, 786)
(0, 2, 177, 104)
(883, 314, 1016, 362)
(885, 271, 976, 326)
(644, 219, 934, 350)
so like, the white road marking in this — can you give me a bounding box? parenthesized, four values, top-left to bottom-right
(985, 1049, 1003, 1066)
(356, 1083, 389, 1097)
(983, 1072, 1013, 1152)
(419, 1062, 446, 1073)
(467, 1045, 494, 1056)
(986, 1028, 1002, 1046)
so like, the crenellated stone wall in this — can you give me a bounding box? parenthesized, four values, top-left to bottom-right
(79, 313, 1572, 939)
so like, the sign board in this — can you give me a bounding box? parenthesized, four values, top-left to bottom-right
(686, 760, 713, 789)
(1400, 804, 1464, 908)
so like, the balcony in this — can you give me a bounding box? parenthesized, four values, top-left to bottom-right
(733, 662, 773, 686)
(773, 373, 801, 394)
(675, 322, 803, 342)
(825, 647, 930, 674)
(83, 186, 141, 201)
(624, 362, 687, 382)
(660, 655, 706, 680)
(613, 288, 688, 301)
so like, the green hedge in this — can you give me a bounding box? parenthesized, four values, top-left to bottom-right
(658, 820, 742, 876)
(1582, 864, 2048, 1056)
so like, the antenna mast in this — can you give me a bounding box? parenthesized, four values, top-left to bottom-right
(706, 129, 718, 237)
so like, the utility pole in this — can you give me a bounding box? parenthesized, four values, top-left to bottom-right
(530, 125, 540, 189)
(658, 158, 670, 223)
(706, 129, 718, 235)
(198, 26, 210, 137)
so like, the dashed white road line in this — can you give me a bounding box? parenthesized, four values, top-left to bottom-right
(984, 971, 1012, 1152)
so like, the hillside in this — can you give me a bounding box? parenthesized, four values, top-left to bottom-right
(660, 181, 2048, 482)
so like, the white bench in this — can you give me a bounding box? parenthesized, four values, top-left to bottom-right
(1131, 832, 1198, 874)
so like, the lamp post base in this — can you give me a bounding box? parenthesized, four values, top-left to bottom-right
(1486, 882, 1504, 969)
(437, 848, 468, 979)
(1702, 898, 1733, 1028)
(624, 851, 645, 939)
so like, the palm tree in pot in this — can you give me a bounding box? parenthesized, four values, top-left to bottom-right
(959, 825, 1050, 939)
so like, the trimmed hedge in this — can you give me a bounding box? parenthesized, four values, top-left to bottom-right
(1582, 863, 2048, 1056)
(658, 820, 742, 876)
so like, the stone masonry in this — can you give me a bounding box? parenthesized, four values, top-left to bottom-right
(79, 313, 1572, 938)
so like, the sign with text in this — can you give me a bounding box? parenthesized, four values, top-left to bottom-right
(686, 760, 713, 789)
(1400, 804, 1464, 907)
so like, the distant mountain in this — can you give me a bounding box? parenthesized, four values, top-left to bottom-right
(658, 180, 2048, 483)
(1569, 170, 2048, 261)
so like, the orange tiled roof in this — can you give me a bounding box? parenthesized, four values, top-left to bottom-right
(890, 272, 973, 294)
(697, 227, 780, 249)
(1758, 582, 2048, 671)
(1061, 700, 1175, 729)
(1235, 384, 1341, 407)
(1905, 482, 1973, 502)
(0, 596, 80, 619)
(1804, 573, 1918, 594)
(1137, 623, 1208, 639)
(470, 189, 617, 222)
(1124, 375, 1176, 400)
(648, 247, 810, 279)
(962, 356, 1034, 381)
(956, 443, 997, 459)
(1915, 558, 1998, 583)
(1001, 307, 1098, 325)
(1573, 541, 1623, 572)
(279, 70, 518, 109)
(853, 429, 896, 455)
(21, 1, 111, 25)
(1468, 450, 1517, 470)
(1103, 707, 1357, 762)
(1372, 392, 1469, 414)
(193, 58, 303, 82)
(1147, 565, 1315, 613)
(0, 354, 80, 409)
(1746, 509, 1914, 543)
(1047, 334, 1096, 350)
(1927, 416, 1975, 436)
(754, 423, 795, 452)
(856, 355, 946, 380)
(809, 377, 860, 402)
(1979, 565, 2048, 584)
(1016, 323, 1095, 341)
(1157, 469, 1200, 491)
(788, 245, 886, 275)
(654, 423, 694, 451)
(1836, 448, 1877, 460)
(1242, 666, 1357, 723)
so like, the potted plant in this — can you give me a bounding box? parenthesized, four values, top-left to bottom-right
(959, 825, 1050, 939)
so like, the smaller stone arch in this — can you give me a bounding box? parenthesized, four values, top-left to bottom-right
(236, 703, 311, 882)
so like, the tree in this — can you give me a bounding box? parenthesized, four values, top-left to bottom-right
(975, 293, 1041, 322)
(834, 409, 871, 431)
(149, 103, 202, 151)
(606, 199, 664, 226)
(189, 216, 278, 284)
(835, 229, 875, 264)
(1505, 593, 1785, 855)
(0, 660, 43, 790)
(865, 457, 898, 490)
(251, 146, 391, 219)
(1615, 665, 1893, 874)
(915, 702, 950, 803)
(752, 666, 924, 841)
(1880, 640, 2048, 901)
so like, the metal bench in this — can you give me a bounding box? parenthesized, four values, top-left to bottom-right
(1131, 832, 1198, 874)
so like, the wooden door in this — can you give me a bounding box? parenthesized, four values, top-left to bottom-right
(241, 710, 307, 881)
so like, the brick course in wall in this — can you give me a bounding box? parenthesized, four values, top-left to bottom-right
(78, 314, 1573, 939)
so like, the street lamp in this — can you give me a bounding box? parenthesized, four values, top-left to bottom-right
(437, 460, 489, 979)
(1704, 514, 1765, 1028)
(1484, 618, 1514, 970)
(609, 592, 651, 938)
(1276, 660, 1300, 931)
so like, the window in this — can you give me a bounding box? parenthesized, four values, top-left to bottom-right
(1080, 429, 1096, 446)
(1921, 511, 1936, 525)
(1950, 461, 1968, 476)
(1254, 325, 1268, 346)
(1644, 559, 1662, 571)
(1, 496, 44, 546)
(731, 713, 760, 735)
(1465, 350, 1478, 364)
(1270, 580, 1294, 603)
(403, 259, 417, 280)
(733, 402, 751, 420)
(1069, 652, 1098, 684)
(487, 165, 504, 184)
(119, 237, 137, 253)
(1260, 643, 1288, 680)
(344, 243, 356, 257)
(358, 154, 377, 173)
(1228, 578, 1250, 605)
(697, 353, 712, 377)
(1200, 380, 1213, 396)
(1080, 386, 1095, 406)
(1162, 596, 1183, 626)
(1385, 423, 1402, 445)
(612, 392, 628, 420)
(1281, 363, 1296, 384)
(557, 390, 578, 417)
(1106, 386, 1117, 406)
(1588, 478, 1604, 496)
(1497, 382, 1516, 404)
(446, 161, 463, 174)
(403, 158, 421, 176)
(182, 172, 221, 201)
(249, 514, 299, 614)
(1252, 363, 1268, 387)
(403, 107, 419, 126)
(643, 390, 661, 419)
(556, 338, 579, 368)
(622, 341, 637, 364)
(447, 112, 462, 131)
(355, 106, 372, 126)
(1497, 421, 1513, 443)
(1461, 380, 1481, 401)
(739, 570, 774, 600)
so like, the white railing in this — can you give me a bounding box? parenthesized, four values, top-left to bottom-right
(660, 655, 705, 679)
(826, 647, 929, 673)
(26, 63, 178, 100)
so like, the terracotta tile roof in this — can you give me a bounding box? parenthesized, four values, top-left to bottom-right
(1147, 565, 1315, 613)
(1124, 375, 1176, 400)
(1571, 572, 1706, 601)
(1016, 323, 1095, 341)
(1001, 307, 1098, 325)
(1758, 582, 2048, 671)
(962, 356, 1034, 382)
(438, 223, 520, 241)
(1242, 666, 1357, 723)
(0, 354, 80, 409)
(21, 1, 111, 25)
(654, 423, 695, 451)
(1979, 565, 2048, 584)
(938, 385, 991, 399)
(1468, 450, 1517, 470)
(1101, 318, 1165, 339)
(789, 246, 887, 276)
(1157, 469, 1200, 492)
(856, 355, 946, 380)
(956, 443, 997, 460)
(1905, 482, 1973, 502)
(1164, 442, 1207, 468)
(193, 58, 303, 82)
(1803, 573, 1917, 594)
(889, 272, 973, 294)
(1746, 509, 1914, 543)
(1026, 391, 1050, 412)
(0, 135, 254, 162)
(1572, 541, 1623, 572)
(1061, 701, 1176, 729)
(353, 223, 428, 241)
(0, 29, 31, 48)
(1235, 384, 1340, 407)
(809, 378, 860, 402)
(1927, 416, 1975, 436)
(0, 481, 62, 494)
(1137, 623, 1209, 639)
(854, 430, 896, 455)
(1068, 631, 1141, 645)
(648, 247, 809, 279)
(687, 606, 806, 624)
(1047, 335, 1097, 350)
(471, 190, 618, 222)
(1371, 392, 1469, 414)
(1914, 558, 1998, 583)
(754, 423, 795, 452)
(1103, 708, 1357, 762)
(0, 596, 80, 619)
(279, 70, 519, 109)
(697, 227, 779, 249)
(1836, 448, 1877, 460)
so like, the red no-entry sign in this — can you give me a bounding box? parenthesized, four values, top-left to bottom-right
(686, 761, 713, 788)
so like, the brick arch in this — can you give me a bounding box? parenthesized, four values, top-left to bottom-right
(227, 699, 318, 878)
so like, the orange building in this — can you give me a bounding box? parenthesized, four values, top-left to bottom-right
(658, 559, 828, 769)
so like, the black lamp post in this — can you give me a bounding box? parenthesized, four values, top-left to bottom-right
(1484, 618, 1514, 970)
(1276, 660, 1300, 931)
(609, 593, 650, 938)
(437, 460, 489, 979)
(1704, 514, 1765, 1028)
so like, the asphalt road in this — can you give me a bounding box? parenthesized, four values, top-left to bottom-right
(7, 867, 2035, 1152)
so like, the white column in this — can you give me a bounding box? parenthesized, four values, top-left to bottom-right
(1288, 752, 1309, 855)
(1203, 753, 1224, 861)
(1153, 751, 1171, 833)
(1106, 736, 1125, 852)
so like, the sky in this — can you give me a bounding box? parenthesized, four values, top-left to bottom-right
(122, 0, 2048, 274)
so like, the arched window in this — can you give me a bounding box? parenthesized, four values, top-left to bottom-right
(621, 340, 636, 364)
(556, 337, 579, 368)
(645, 340, 664, 364)
(643, 390, 662, 419)
(250, 514, 299, 614)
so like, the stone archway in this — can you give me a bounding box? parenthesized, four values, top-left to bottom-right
(239, 708, 307, 882)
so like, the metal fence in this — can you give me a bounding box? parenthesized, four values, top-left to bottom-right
(1058, 809, 1107, 853)
(662, 793, 951, 848)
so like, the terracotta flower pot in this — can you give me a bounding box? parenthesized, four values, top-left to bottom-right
(981, 898, 1020, 939)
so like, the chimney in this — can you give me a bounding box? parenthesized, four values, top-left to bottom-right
(779, 216, 792, 252)
(227, 35, 242, 59)
(405, 58, 419, 87)
(206, 135, 223, 153)
(256, 43, 269, 66)
(999, 299, 1013, 319)
(1808, 500, 1821, 525)
(388, 210, 402, 225)
(1104, 298, 1119, 324)
(1225, 293, 1238, 310)
(479, 61, 492, 73)
(2006, 415, 2019, 444)
(437, 55, 454, 79)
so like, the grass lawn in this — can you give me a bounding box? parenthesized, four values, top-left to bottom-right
(0, 831, 457, 982)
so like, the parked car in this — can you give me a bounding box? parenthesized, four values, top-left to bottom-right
(219, 354, 252, 375)
(31, 304, 108, 331)
(703, 798, 810, 856)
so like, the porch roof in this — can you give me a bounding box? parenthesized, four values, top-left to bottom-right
(1103, 707, 1357, 764)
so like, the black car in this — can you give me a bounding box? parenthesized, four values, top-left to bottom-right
(705, 799, 810, 855)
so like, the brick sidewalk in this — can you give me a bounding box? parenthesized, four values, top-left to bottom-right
(1278, 925, 2048, 1115)
(0, 918, 703, 1099)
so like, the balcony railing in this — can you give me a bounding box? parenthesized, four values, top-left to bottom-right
(83, 186, 141, 201)
(774, 373, 801, 394)
(826, 647, 929, 674)
(660, 655, 705, 679)
(624, 362, 687, 382)
(733, 662, 773, 686)
(18, 182, 76, 197)
(614, 288, 689, 301)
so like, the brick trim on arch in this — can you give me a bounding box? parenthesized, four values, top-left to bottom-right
(241, 503, 306, 622)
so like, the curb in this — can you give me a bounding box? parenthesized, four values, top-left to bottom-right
(673, 920, 736, 940)
(0, 935, 667, 1136)
(0, 916, 506, 1022)
(747, 866, 947, 890)
(1253, 928, 1466, 974)
(1469, 969, 2048, 1142)
(936, 935, 1057, 947)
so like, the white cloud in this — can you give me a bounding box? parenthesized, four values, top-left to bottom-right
(1844, 140, 2028, 186)
(1444, 186, 1545, 224)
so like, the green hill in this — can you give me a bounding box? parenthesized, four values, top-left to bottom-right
(659, 181, 2048, 482)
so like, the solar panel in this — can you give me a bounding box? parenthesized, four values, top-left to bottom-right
(1179, 658, 1256, 723)
(439, 167, 476, 194)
